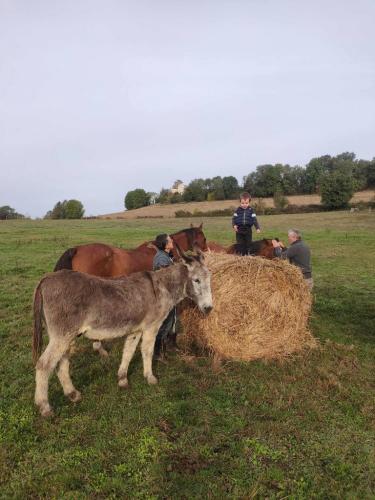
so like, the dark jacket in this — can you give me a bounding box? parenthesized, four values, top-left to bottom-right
(153, 250, 173, 271)
(275, 239, 312, 278)
(232, 206, 260, 230)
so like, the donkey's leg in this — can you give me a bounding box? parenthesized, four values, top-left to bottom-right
(56, 355, 82, 403)
(92, 341, 109, 357)
(141, 328, 159, 385)
(35, 339, 69, 417)
(117, 332, 142, 388)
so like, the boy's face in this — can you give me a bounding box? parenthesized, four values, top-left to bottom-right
(240, 198, 250, 209)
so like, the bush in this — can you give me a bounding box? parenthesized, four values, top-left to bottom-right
(175, 207, 235, 218)
(252, 198, 267, 215)
(64, 200, 85, 219)
(273, 189, 289, 210)
(45, 200, 84, 219)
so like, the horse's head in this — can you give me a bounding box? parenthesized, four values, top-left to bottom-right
(257, 239, 276, 259)
(171, 223, 208, 255)
(190, 223, 208, 252)
(175, 244, 212, 315)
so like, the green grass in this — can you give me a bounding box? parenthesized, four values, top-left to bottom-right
(0, 212, 374, 498)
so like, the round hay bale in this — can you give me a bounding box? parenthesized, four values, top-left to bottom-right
(180, 253, 317, 361)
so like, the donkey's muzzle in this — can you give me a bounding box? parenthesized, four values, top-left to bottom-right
(203, 305, 213, 315)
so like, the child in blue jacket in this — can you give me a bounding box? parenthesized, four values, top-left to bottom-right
(232, 192, 261, 255)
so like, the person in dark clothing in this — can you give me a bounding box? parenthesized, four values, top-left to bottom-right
(232, 192, 261, 255)
(272, 229, 313, 290)
(152, 233, 177, 359)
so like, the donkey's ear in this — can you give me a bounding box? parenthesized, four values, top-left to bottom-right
(194, 249, 205, 263)
(175, 241, 194, 264)
(190, 223, 194, 228)
(192, 244, 205, 262)
(199, 222, 203, 229)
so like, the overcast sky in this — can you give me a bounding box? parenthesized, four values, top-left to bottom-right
(1, 0, 374, 217)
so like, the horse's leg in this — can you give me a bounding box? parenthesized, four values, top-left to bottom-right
(93, 341, 109, 357)
(141, 327, 159, 385)
(117, 332, 142, 388)
(35, 337, 69, 417)
(56, 354, 82, 403)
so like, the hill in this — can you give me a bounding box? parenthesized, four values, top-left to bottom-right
(97, 190, 374, 219)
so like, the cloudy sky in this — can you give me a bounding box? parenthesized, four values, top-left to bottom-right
(1, 0, 374, 217)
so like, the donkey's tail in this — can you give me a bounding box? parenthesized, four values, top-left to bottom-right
(33, 282, 44, 363)
(53, 247, 77, 271)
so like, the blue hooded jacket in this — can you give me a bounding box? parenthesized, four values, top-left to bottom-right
(232, 206, 260, 230)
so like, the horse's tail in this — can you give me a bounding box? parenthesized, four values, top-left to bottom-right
(53, 247, 77, 271)
(33, 281, 44, 363)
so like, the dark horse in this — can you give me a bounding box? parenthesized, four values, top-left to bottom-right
(54, 224, 208, 277)
(208, 238, 284, 259)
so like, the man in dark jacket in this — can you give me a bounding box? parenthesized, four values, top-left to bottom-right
(152, 233, 177, 359)
(272, 229, 313, 290)
(232, 192, 261, 255)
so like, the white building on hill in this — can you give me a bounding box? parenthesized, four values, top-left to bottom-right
(170, 180, 185, 194)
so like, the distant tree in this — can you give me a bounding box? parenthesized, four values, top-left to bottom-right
(335, 152, 356, 163)
(247, 164, 283, 197)
(210, 176, 225, 200)
(124, 189, 150, 210)
(353, 160, 371, 190)
(49, 201, 65, 219)
(243, 172, 256, 195)
(0, 205, 24, 220)
(281, 165, 305, 195)
(64, 199, 85, 219)
(156, 188, 170, 204)
(222, 176, 239, 199)
(367, 159, 375, 187)
(321, 170, 355, 209)
(170, 192, 183, 204)
(183, 179, 206, 202)
(304, 155, 333, 193)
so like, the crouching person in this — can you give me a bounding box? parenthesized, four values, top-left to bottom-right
(153, 233, 177, 359)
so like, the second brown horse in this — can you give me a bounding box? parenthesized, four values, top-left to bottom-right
(207, 238, 284, 259)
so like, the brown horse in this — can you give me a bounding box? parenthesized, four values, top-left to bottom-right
(208, 238, 284, 259)
(54, 224, 207, 277)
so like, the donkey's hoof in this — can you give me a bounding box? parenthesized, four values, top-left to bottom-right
(39, 404, 54, 418)
(118, 377, 129, 389)
(68, 390, 82, 403)
(147, 374, 158, 385)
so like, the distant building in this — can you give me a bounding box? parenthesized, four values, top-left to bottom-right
(170, 180, 185, 195)
(148, 192, 158, 205)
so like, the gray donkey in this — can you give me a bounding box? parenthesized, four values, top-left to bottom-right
(33, 250, 212, 417)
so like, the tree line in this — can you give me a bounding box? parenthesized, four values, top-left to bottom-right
(124, 152, 375, 210)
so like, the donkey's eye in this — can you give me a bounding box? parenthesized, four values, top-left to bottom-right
(194, 279, 201, 284)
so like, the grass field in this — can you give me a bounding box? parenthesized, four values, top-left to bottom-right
(1, 212, 374, 498)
